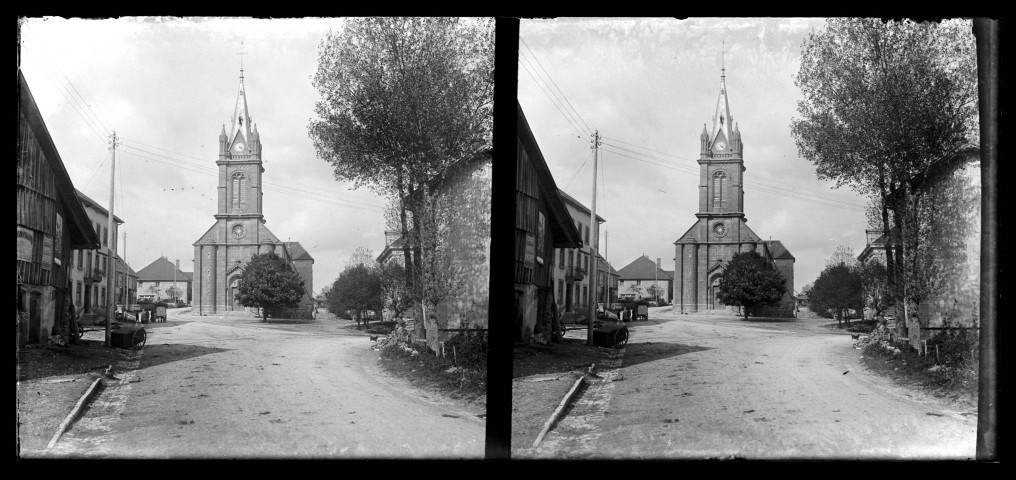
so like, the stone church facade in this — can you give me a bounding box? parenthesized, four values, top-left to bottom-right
(192, 69, 314, 317)
(673, 69, 795, 317)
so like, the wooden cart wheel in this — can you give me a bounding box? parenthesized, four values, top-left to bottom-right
(131, 329, 147, 350)
(614, 328, 629, 348)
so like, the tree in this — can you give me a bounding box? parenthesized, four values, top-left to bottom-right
(810, 263, 864, 327)
(328, 263, 382, 330)
(792, 18, 978, 326)
(715, 251, 787, 321)
(858, 259, 889, 317)
(235, 253, 306, 322)
(378, 260, 411, 322)
(826, 245, 859, 269)
(310, 17, 494, 338)
(165, 285, 182, 303)
(646, 283, 666, 302)
(627, 283, 644, 298)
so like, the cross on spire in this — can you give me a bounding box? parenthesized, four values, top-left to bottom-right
(720, 39, 727, 78)
(238, 40, 246, 80)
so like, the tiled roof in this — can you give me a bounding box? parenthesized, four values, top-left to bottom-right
(284, 242, 314, 261)
(766, 240, 795, 260)
(616, 255, 673, 280)
(137, 256, 191, 282)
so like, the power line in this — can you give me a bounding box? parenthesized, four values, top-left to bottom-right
(598, 144, 866, 212)
(563, 149, 592, 192)
(21, 42, 111, 145)
(119, 142, 385, 213)
(518, 58, 589, 142)
(599, 139, 867, 211)
(520, 37, 594, 134)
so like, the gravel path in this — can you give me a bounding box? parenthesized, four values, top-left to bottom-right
(522, 308, 977, 460)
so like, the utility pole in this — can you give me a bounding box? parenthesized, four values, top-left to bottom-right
(587, 131, 600, 346)
(122, 230, 128, 306)
(105, 132, 117, 347)
(656, 257, 660, 303)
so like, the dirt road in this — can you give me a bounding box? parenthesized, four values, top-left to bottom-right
(46, 309, 484, 458)
(522, 308, 977, 460)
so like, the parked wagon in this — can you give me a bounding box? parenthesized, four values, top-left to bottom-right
(110, 325, 147, 350)
(636, 304, 649, 321)
(154, 306, 167, 323)
(592, 323, 629, 348)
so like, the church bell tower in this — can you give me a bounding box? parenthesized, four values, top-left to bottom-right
(697, 65, 746, 221)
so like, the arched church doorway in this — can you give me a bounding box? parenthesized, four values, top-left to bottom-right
(228, 275, 242, 311)
(709, 275, 723, 310)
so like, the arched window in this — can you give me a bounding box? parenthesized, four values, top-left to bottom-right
(712, 171, 727, 207)
(230, 172, 246, 212)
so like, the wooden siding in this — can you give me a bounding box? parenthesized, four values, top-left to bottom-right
(17, 108, 59, 287)
(515, 136, 556, 288)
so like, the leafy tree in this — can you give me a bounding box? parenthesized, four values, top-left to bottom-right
(646, 283, 666, 301)
(858, 259, 889, 317)
(792, 19, 977, 324)
(716, 251, 787, 321)
(310, 17, 494, 338)
(627, 283, 644, 298)
(345, 246, 376, 270)
(165, 285, 182, 303)
(328, 263, 382, 330)
(826, 245, 859, 269)
(810, 263, 864, 327)
(378, 260, 411, 322)
(235, 253, 307, 322)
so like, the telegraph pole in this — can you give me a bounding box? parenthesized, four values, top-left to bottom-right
(587, 131, 600, 346)
(105, 132, 117, 347)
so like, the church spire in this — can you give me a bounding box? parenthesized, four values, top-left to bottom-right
(228, 67, 254, 155)
(709, 63, 733, 148)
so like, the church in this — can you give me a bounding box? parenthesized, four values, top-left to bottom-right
(673, 67, 796, 317)
(192, 67, 315, 318)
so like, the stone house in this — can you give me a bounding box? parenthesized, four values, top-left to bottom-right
(377, 149, 492, 353)
(136, 257, 193, 304)
(550, 189, 606, 320)
(617, 255, 674, 303)
(68, 189, 138, 319)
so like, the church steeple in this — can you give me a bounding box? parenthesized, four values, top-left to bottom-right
(709, 67, 733, 148)
(229, 69, 254, 156)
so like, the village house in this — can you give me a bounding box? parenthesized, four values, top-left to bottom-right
(377, 149, 492, 353)
(617, 254, 674, 304)
(68, 189, 138, 323)
(859, 150, 981, 350)
(550, 190, 606, 323)
(18, 70, 100, 345)
(136, 257, 193, 305)
(515, 102, 582, 343)
(595, 255, 619, 305)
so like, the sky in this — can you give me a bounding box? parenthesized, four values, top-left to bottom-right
(518, 18, 874, 295)
(19, 17, 390, 295)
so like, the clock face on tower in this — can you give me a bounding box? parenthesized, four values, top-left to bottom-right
(233, 142, 245, 153)
(232, 224, 246, 240)
(714, 141, 726, 151)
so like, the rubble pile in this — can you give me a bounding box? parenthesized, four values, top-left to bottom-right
(373, 324, 416, 355)
(853, 324, 900, 354)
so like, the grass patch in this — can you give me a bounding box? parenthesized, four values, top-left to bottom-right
(378, 330, 486, 400)
(860, 327, 978, 403)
